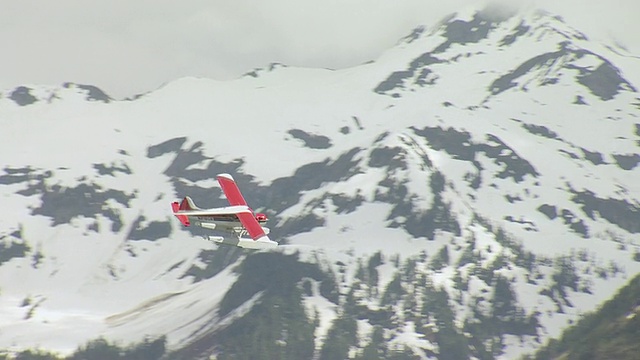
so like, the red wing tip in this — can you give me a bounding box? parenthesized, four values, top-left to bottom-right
(217, 173, 234, 181)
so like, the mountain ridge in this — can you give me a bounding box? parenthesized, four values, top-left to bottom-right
(1, 6, 639, 359)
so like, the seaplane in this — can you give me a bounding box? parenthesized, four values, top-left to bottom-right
(171, 173, 278, 249)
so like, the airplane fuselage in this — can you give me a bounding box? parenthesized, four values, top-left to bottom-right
(171, 173, 277, 249)
(187, 213, 270, 239)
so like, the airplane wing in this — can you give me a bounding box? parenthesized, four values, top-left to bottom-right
(216, 174, 271, 242)
(236, 211, 269, 241)
(217, 173, 248, 206)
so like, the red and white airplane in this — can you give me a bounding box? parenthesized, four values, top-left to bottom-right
(171, 173, 278, 249)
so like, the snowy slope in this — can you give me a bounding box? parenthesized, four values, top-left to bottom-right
(1, 6, 639, 359)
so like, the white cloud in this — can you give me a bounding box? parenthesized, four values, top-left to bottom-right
(0, 0, 638, 98)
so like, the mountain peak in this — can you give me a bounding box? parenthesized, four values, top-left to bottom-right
(376, 4, 638, 106)
(400, 4, 592, 52)
(1, 5, 639, 358)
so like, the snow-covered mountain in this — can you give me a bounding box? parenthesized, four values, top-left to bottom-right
(1, 6, 639, 359)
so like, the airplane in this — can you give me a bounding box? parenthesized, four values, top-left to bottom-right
(171, 173, 278, 250)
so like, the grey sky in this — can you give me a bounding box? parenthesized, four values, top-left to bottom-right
(1, 0, 638, 98)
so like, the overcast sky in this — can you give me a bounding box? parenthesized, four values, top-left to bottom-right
(1, 0, 638, 98)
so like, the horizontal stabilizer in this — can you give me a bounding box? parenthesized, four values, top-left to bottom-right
(171, 201, 190, 226)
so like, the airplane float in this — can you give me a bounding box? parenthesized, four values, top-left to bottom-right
(171, 173, 278, 249)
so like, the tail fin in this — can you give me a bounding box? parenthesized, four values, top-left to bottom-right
(171, 197, 195, 227)
(179, 196, 200, 211)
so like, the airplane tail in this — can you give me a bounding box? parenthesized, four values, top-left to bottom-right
(179, 196, 200, 211)
(171, 196, 200, 227)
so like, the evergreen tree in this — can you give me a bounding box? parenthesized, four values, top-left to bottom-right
(14, 350, 59, 360)
(386, 346, 421, 360)
(357, 326, 386, 360)
(319, 269, 340, 304)
(552, 256, 579, 292)
(216, 289, 316, 360)
(210, 252, 322, 359)
(452, 269, 468, 292)
(319, 315, 358, 360)
(456, 240, 476, 267)
(380, 272, 404, 306)
(422, 285, 469, 360)
(68, 338, 122, 360)
(123, 336, 166, 360)
(355, 259, 367, 283)
(429, 245, 449, 271)
(344, 283, 359, 317)
(492, 275, 517, 321)
(367, 251, 383, 296)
